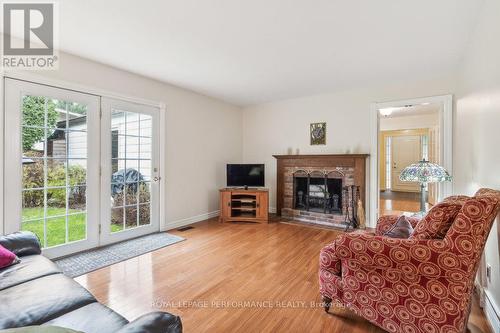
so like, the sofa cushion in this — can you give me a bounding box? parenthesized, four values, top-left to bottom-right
(43, 302, 128, 333)
(410, 202, 463, 239)
(0, 244, 19, 269)
(383, 215, 413, 239)
(0, 231, 41, 257)
(0, 254, 61, 291)
(0, 273, 96, 329)
(116, 312, 183, 333)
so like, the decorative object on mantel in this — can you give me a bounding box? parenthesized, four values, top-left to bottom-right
(399, 159, 452, 215)
(357, 199, 366, 229)
(310, 122, 326, 145)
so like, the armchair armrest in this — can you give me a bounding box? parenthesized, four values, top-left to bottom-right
(333, 233, 468, 280)
(116, 312, 182, 333)
(319, 241, 342, 276)
(375, 215, 421, 235)
(0, 231, 41, 257)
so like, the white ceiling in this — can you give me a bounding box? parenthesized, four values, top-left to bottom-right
(54, 1, 483, 106)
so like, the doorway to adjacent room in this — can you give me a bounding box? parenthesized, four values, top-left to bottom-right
(369, 95, 453, 221)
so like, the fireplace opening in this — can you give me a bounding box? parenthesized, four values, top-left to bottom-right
(293, 171, 343, 214)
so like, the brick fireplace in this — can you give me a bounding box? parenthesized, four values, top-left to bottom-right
(273, 154, 368, 228)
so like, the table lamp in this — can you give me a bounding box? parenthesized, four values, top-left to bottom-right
(399, 159, 452, 214)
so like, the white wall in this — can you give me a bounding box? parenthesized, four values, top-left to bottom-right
(455, 0, 500, 325)
(242, 76, 455, 218)
(8, 51, 243, 229)
(380, 113, 439, 131)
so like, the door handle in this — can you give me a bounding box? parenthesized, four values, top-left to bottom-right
(153, 176, 161, 182)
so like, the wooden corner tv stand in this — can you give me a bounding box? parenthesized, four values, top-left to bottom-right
(219, 188, 269, 223)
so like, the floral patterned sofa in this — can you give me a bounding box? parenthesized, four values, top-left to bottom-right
(319, 188, 500, 333)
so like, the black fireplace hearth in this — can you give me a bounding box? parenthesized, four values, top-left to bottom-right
(293, 171, 343, 214)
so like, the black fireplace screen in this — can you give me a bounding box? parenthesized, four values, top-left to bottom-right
(293, 174, 342, 214)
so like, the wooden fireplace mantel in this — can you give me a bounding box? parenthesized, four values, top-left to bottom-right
(273, 154, 369, 217)
(273, 154, 369, 160)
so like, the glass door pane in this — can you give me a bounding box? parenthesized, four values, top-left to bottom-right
(20, 96, 88, 247)
(110, 112, 153, 232)
(4, 78, 100, 258)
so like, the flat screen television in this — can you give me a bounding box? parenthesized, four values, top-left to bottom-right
(226, 164, 265, 188)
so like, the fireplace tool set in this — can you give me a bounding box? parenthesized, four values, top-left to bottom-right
(343, 185, 360, 231)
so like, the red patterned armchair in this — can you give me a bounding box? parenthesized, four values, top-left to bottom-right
(319, 188, 500, 333)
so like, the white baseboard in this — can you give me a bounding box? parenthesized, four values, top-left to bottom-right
(484, 290, 500, 333)
(162, 210, 220, 231)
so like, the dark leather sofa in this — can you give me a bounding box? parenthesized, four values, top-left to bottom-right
(0, 231, 182, 333)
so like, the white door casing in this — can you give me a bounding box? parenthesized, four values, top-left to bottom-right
(427, 126, 440, 205)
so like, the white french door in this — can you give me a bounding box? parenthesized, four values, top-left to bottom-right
(99, 98, 160, 245)
(4, 79, 161, 257)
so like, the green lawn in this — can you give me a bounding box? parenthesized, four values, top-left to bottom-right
(22, 208, 123, 248)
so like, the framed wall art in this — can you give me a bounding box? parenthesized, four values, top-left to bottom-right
(310, 122, 326, 145)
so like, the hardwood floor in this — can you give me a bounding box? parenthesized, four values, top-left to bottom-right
(75, 218, 492, 333)
(379, 190, 431, 216)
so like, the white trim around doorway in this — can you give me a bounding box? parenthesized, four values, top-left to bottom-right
(368, 94, 453, 228)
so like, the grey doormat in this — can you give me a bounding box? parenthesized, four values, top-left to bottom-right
(54, 232, 185, 278)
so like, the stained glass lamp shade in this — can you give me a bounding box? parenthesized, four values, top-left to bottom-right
(399, 159, 452, 213)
